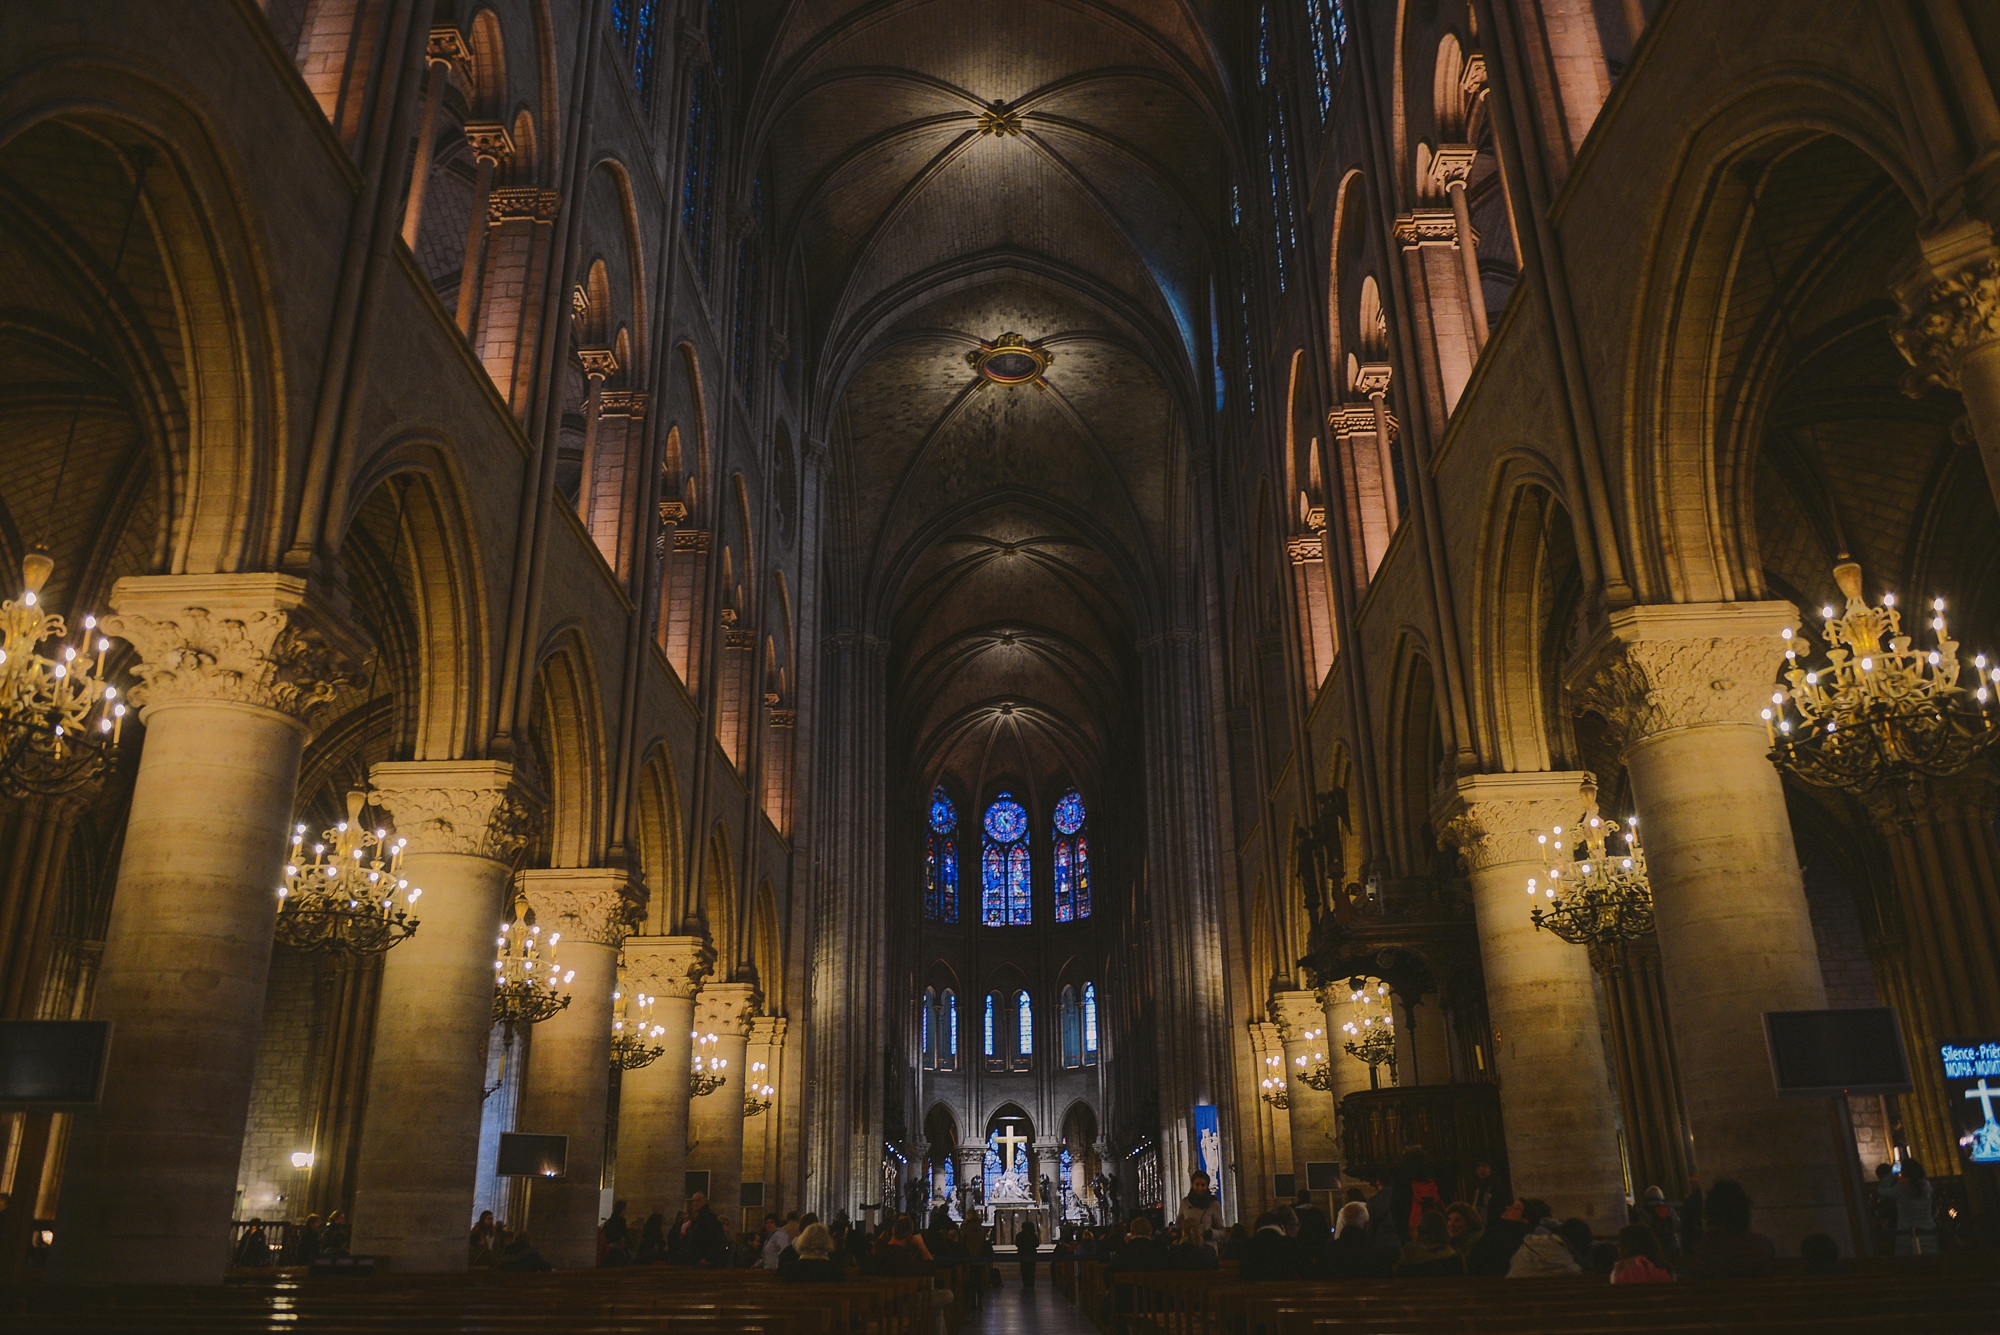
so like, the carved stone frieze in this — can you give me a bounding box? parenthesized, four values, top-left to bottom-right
(1892, 253, 2000, 395)
(1565, 604, 1794, 755)
(1393, 208, 1461, 248)
(1285, 533, 1324, 564)
(103, 574, 368, 723)
(675, 528, 711, 553)
(768, 708, 797, 728)
(1435, 771, 1591, 875)
(369, 760, 543, 863)
(694, 980, 761, 1036)
(598, 390, 646, 416)
(488, 186, 561, 223)
(622, 933, 715, 999)
(516, 868, 642, 946)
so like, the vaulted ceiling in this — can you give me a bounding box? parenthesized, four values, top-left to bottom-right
(746, 0, 1236, 798)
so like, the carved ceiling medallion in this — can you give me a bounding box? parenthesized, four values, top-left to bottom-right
(966, 332, 1053, 387)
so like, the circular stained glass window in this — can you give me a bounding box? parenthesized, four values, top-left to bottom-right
(984, 794, 1028, 843)
(930, 788, 956, 833)
(1053, 790, 1085, 835)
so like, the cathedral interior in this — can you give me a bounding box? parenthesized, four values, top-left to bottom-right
(3, 0, 2000, 1311)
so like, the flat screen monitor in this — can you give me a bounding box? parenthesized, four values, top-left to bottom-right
(0, 1020, 112, 1108)
(1764, 1007, 1911, 1098)
(1305, 1161, 1340, 1192)
(496, 1132, 568, 1178)
(1938, 1038, 2000, 1166)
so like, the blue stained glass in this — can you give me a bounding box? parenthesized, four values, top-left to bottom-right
(1307, 0, 1332, 121)
(1054, 790, 1085, 835)
(931, 788, 957, 833)
(611, 0, 631, 45)
(947, 992, 959, 1057)
(632, 0, 659, 102)
(1257, 5, 1271, 87)
(681, 74, 705, 233)
(984, 993, 996, 1055)
(982, 844, 1005, 925)
(944, 1154, 957, 1203)
(1267, 123, 1289, 294)
(697, 113, 718, 281)
(1054, 839, 1073, 923)
(921, 994, 930, 1059)
(1084, 982, 1098, 1053)
(1017, 991, 1033, 1055)
(1007, 844, 1031, 925)
(984, 794, 1027, 843)
(1075, 832, 1090, 919)
(928, 786, 958, 922)
(1330, 0, 1348, 69)
(985, 1133, 1001, 1185)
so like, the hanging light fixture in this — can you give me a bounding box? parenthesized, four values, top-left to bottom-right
(1761, 558, 1999, 792)
(492, 902, 573, 1038)
(609, 980, 666, 1071)
(0, 152, 152, 801)
(1526, 778, 1655, 946)
(1259, 1053, 1290, 1109)
(743, 1060, 775, 1118)
(1340, 977, 1397, 1077)
(275, 789, 422, 954)
(690, 1031, 728, 1097)
(1293, 1025, 1334, 1091)
(0, 553, 126, 800)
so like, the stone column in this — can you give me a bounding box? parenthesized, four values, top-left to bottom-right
(613, 933, 712, 1219)
(452, 123, 511, 336)
(399, 29, 467, 249)
(743, 1014, 787, 1208)
(955, 1144, 986, 1220)
(1438, 771, 1626, 1230)
(1863, 774, 2000, 1166)
(511, 869, 634, 1267)
(1589, 936, 1693, 1200)
(1433, 144, 1489, 348)
(349, 760, 539, 1271)
(1270, 991, 1338, 1188)
(573, 346, 618, 531)
(688, 981, 758, 1234)
(0, 793, 87, 1019)
(1314, 983, 1379, 1163)
(51, 574, 364, 1285)
(1893, 222, 2000, 511)
(1572, 603, 1846, 1243)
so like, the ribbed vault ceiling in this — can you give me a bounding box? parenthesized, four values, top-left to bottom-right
(749, 0, 1230, 796)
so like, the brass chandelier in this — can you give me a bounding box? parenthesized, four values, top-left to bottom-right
(609, 981, 666, 1071)
(492, 904, 573, 1037)
(1292, 1024, 1333, 1092)
(1340, 977, 1396, 1080)
(1527, 778, 1655, 947)
(0, 551, 126, 799)
(275, 789, 422, 954)
(1259, 1054, 1290, 1110)
(744, 1060, 775, 1118)
(1762, 558, 1998, 792)
(689, 1030, 728, 1097)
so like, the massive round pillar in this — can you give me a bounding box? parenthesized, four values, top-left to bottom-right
(687, 981, 758, 1236)
(613, 934, 712, 1220)
(52, 574, 364, 1284)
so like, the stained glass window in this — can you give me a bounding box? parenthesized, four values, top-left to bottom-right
(1084, 982, 1098, 1062)
(632, 0, 659, 102)
(984, 993, 997, 1058)
(1306, 0, 1332, 121)
(921, 988, 933, 1068)
(611, 0, 631, 45)
(1053, 790, 1090, 922)
(1257, 4, 1271, 87)
(926, 787, 959, 921)
(1017, 990, 1033, 1055)
(681, 73, 706, 234)
(945, 989, 958, 1067)
(1060, 985, 1081, 1067)
(983, 793, 1030, 925)
(943, 1154, 957, 1216)
(985, 1133, 1002, 1186)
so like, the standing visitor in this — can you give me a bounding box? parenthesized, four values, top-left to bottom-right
(1175, 1171, 1223, 1242)
(1684, 1180, 1776, 1280)
(1014, 1215, 1041, 1289)
(1885, 1160, 1938, 1256)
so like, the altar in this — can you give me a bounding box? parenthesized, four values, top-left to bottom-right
(979, 1121, 1053, 1246)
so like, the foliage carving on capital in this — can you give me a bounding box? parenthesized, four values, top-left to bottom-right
(103, 576, 367, 722)
(1568, 631, 1783, 754)
(1892, 255, 2000, 394)
(1435, 790, 1577, 875)
(517, 871, 640, 947)
(623, 933, 715, 1000)
(1267, 990, 1324, 1043)
(693, 981, 761, 1037)
(371, 763, 542, 863)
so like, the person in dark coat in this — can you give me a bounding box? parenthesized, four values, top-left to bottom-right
(1395, 1210, 1467, 1277)
(675, 1193, 731, 1268)
(1239, 1207, 1313, 1281)
(1321, 1202, 1391, 1278)
(1684, 1180, 1775, 1281)
(1106, 1217, 1172, 1274)
(1293, 1190, 1331, 1241)
(782, 1223, 848, 1283)
(1465, 1197, 1536, 1276)
(1014, 1217, 1041, 1288)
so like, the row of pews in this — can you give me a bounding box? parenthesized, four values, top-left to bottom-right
(1068, 1258, 1999, 1334)
(0, 1267, 941, 1334)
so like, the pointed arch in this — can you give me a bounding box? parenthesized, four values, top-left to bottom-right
(698, 821, 738, 972)
(527, 633, 606, 868)
(635, 743, 686, 932)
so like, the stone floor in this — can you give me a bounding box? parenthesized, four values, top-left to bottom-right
(965, 1275, 1096, 1334)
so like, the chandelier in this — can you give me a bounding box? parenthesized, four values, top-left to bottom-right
(1260, 1054, 1290, 1110)
(1527, 778, 1654, 947)
(0, 551, 126, 799)
(1340, 978, 1397, 1075)
(609, 983, 666, 1071)
(1292, 1024, 1333, 1091)
(275, 790, 422, 954)
(492, 904, 573, 1037)
(690, 1031, 728, 1097)
(1760, 559, 1998, 792)
(744, 1060, 775, 1118)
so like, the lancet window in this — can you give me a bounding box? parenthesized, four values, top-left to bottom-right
(1052, 789, 1090, 922)
(981, 793, 1031, 926)
(925, 787, 959, 922)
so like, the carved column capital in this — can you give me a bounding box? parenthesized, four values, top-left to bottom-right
(1430, 144, 1477, 191)
(750, 1014, 787, 1046)
(576, 346, 619, 381)
(426, 26, 470, 75)
(658, 499, 689, 524)
(515, 867, 642, 947)
(1351, 361, 1393, 399)
(1565, 603, 1796, 755)
(694, 980, 761, 1037)
(621, 932, 715, 999)
(1892, 224, 2000, 394)
(1436, 771, 1592, 874)
(369, 759, 543, 863)
(103, 574, 368, 724)
(462, 121, 514, 166)
(1860, 770, 2000, 833)
(1268, 990, 1325, 1043)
